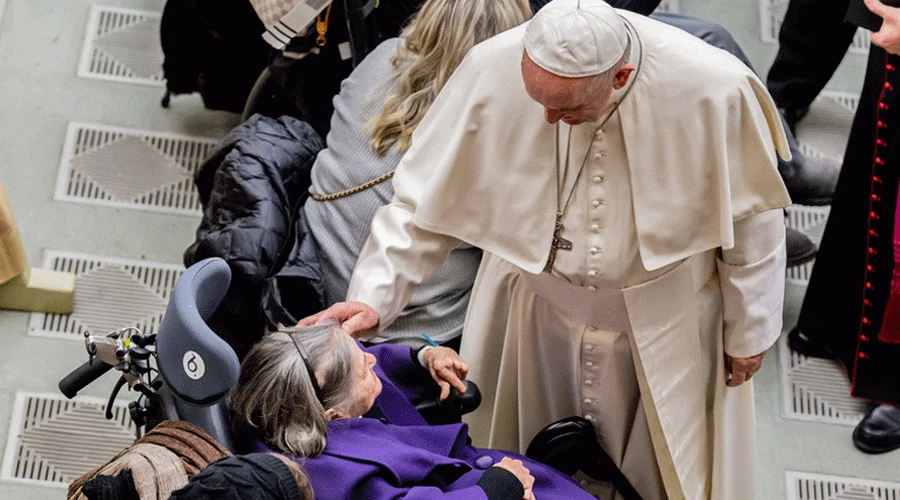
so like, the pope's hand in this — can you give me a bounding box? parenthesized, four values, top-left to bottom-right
(865, 0, 900, 55)
(297, 301, 380, 339)
(422, 347, 469, 400)
(725, 351, 765, 387)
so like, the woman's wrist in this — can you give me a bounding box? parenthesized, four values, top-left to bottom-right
(477, 466, 525, 500)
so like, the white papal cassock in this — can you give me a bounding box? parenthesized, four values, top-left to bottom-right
(346, 10, 792, 500)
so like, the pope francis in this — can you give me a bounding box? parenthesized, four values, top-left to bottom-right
(300, 0, 792, 498)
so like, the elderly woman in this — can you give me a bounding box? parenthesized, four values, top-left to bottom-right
(231, 322, 596, 499)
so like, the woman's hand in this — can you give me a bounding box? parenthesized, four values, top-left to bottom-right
(493, 457, 536, 500)
(297, 301, 380, 339)
(422, 347, 469, 400)
(866, 0, 900, 55)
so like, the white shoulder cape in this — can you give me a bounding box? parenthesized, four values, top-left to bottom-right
(390, 11, 791, 275)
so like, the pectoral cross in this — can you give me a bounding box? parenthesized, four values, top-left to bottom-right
(543, 212, 573, 274)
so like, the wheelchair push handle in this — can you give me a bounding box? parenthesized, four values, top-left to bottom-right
(59, 358, 113, 399)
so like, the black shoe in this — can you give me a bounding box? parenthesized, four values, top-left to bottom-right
(779, 155, 840, 206)
(777, 107, 840, 206)
(787, 326, 833, 359)
(853, 404, 900, 454)
(786, 227, 816, 267)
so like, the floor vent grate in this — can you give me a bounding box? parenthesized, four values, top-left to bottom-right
(787, 471, 900, 500)
(778, 336, 870, 426)
(77, 5, 165, 85)
(1, 392, 134, 488)
(55, 122, 217, 215)
(28, 250, 183, 341)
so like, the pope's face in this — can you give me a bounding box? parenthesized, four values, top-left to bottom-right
(521, 51, 630, 126)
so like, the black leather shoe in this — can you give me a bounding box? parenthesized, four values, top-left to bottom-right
(853, 404, 900, 454)
(779, 155, 840, 206)
(787, 326, 833, 359)
(786, 228, 816, 267)
(778, 109, 840, 206)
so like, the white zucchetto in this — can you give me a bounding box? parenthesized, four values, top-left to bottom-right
(524, 0, 629, 78)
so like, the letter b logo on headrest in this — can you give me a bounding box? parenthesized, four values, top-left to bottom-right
(182, 351, 206, 380)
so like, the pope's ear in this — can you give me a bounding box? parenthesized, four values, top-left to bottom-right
(324, 408, 344, 421)
(615, 64, 634, 86)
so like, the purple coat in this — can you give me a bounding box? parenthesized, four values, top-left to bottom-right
(255, 343, 592, 499)
(303, 417, 593, 499)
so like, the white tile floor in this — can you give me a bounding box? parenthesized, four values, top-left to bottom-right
(0, 0, 896, 499)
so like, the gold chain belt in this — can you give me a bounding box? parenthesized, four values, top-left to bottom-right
(308, 170, 395, 201)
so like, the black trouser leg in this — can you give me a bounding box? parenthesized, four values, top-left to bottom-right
(766, 0, 857, 118)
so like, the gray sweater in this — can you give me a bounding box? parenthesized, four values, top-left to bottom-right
(302, 39, 482, 347)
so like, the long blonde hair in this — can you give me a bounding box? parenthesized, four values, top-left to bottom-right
(367, 0, 532, 156)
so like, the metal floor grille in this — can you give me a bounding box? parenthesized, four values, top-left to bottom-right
(785, 206, 830, 284)
(28, 250, 183, 341)
(787, 471, 900, 500)
(55, 122, 216, 215)
(77, 5, 164, 85)
(760, 0, 870, 53)
(778, 335, 870, 426)
(1, 392, 134, 488)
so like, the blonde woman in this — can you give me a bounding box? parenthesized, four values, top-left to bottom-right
(302, 0, 532, 349)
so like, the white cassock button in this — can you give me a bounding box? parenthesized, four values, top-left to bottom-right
(584, 379, 593, 386)
(585, 344, 593, 351)
(592, 176, 604, 183)
(588, 270, 598, 277)
(594, 152, 606, 160)
(590, 224, 600, 232)
(584, 399, 592, 405)
(592, 200, 601, 208)
(588, 285, 597, 291)
(585, 414, 595, 421)
(585, 361, 594, 367)
(590, 247, 599, 255)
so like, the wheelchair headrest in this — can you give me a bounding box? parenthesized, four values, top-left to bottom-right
(157, 258, 240, 406)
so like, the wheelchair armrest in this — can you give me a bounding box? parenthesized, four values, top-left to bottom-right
(413, 380, 481, 426)
(525, 416, 643, 500)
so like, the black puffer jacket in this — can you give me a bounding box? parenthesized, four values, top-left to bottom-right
(185, 114, 326, 359)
